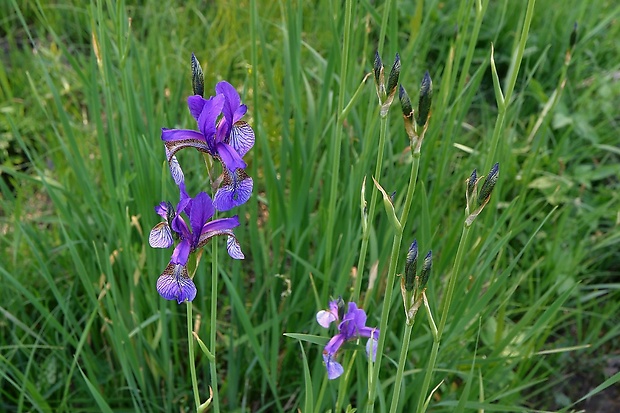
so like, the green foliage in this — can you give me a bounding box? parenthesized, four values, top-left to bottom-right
(1, 0, 619, 412)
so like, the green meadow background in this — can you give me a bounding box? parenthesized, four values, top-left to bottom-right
(1, 0, 619, 412)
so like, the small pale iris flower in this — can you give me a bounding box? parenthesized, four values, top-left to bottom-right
(316, 300, 380, 379)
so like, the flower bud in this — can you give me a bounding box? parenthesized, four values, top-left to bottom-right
(191, 53, 205, 97)
(373, 51, 383, 87)
(569, 22, 578, 49)
(416, 71, 432, 128)
(466, 168, 477, 208)
(404, 240, 418, 292)
(477, 163, 499, 206)
(386, 53, 401, 100)
(419, 250, 432, 288)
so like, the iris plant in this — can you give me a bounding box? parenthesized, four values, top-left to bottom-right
(316, 298, 380, 379)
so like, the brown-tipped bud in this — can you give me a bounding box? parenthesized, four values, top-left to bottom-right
(191, 53, 205, 97)
(419, 250, 432, 288)
(570, 22, 578, 49)
(416, 71, 433, 128)
(386, 53, 401, 98)
(477, 163, 499, 206)
(404, 240, 418, 292)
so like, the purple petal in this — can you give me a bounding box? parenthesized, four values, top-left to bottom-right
(215, 81, 241, 128)
(233, 104, 248, 124)
(197, 94, 225, 140)
(162, 134, 213, 161)
(171, 239, 191, 266)
(149, 222, 174, 248)
(189, 192, 215, 240)
(217, 142, 247, 171)
(161, 128, 205, 143)
(226, 235, 245, 259)
(156, 262, 197, 303)
(323, 354, 344, 380)
(213, 169, 253, 211)
(229, 121, 255, 158)
(201, 216, 240, 234)
(154, 202, 170, 219)
(169, 155, 185, 187)
(366, 336, 379, 362)
(324, 334, 346, 356)
(316, 309, 338, 328)
(187, 95, 206, 122)
(339, 302, 367, 339)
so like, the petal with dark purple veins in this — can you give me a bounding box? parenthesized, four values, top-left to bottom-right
(229, 121, 255, 158)
(156, 262, 197, 303)
(213, 169, 253, 211)
(149, 222, 174, 248)
(226, 235, 244, 259)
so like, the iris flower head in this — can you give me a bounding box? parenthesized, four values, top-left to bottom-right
(149, 189, 244, 304)
(316, 299, 380, 379)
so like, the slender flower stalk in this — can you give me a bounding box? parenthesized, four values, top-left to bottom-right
(187, 302, 201, 410)
(209, 239, 220, 412)
(366, 71, 432, 413)
(415, 163, 499, 413)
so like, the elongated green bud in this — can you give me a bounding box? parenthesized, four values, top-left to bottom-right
(477, 162, 499, 206)
(569, 22, 578, 49)
(416, 71, 432, 128)
(419, 250, 432, 288)
(191, 53, 205, 97)
(404, 240, 418, 292)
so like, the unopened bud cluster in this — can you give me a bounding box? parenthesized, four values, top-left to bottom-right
(399, 71, 433, 154)
(465, 162, 499, 227)
(401, 239, 432, 324)
(374, 52, 401, 117)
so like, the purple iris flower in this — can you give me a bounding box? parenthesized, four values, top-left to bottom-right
(161, 81, 255, 173)
(316, 299, 380, 380)
(149, 188, 244, 303)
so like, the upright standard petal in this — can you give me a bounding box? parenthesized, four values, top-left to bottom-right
(215, 81, 241, 131)
(156, 262, 197, 303)
(197, 94, 225, 142)
(188, 192, 215, 241)
(213, 168, 253, 211)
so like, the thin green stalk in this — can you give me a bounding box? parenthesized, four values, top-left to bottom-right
(388, 321, 414, 413)
(210, 241, 220, 412)
(187, 302, 201, 411)
(366, 152, 421, 412)
(484, 0, 536, 172)
(414, 223, 471, 413)
(322, 0, 353, 299)
(352, 115, 388, 303)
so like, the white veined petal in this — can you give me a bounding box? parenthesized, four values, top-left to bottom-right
(226, 235, 244, 259)
(149, 222, 174, 248)
(230, 121, 255, 158)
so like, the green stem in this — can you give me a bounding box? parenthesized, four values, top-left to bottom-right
(210, 241, 220, 412)
(484, 0, 536, 173)
(322, 0, 353, 299)
(388, 320, 415, 413)
(415, 223, 471, 413)
(187, 302, 201, 411)
(352, 115, 388, 303)
(366, 151, 421, 412)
